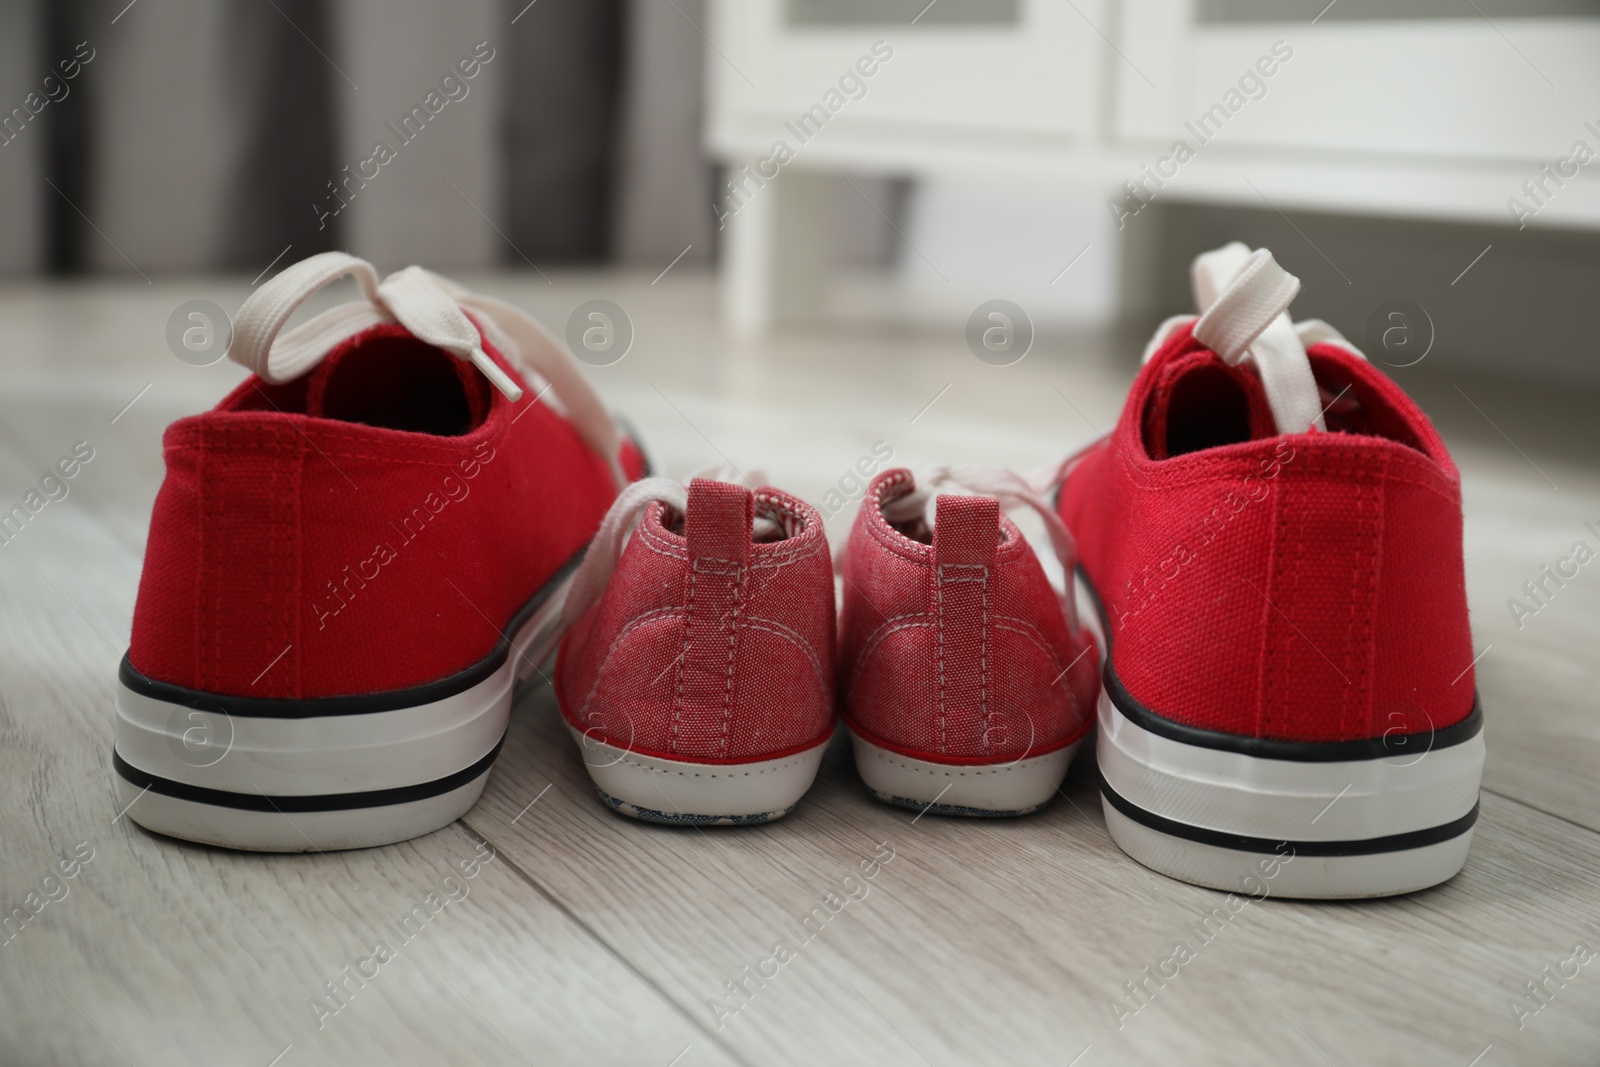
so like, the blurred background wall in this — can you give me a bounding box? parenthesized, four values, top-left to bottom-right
(0, 0, 1597, 388)
(0, 0, 687, 272)
(0, 0, 906, 272)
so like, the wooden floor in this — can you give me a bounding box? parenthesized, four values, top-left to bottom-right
(2, 271, 1598, 1066)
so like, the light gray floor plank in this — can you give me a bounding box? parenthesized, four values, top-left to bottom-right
(0, 289, 740, 1064)
(0, 659, 735, 1066)
(476, 682, 1600, 1067)
(2, 272, 1597, 1065)
(0, 646, 737, 1066)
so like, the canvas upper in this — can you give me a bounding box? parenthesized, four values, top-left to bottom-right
(1056, 246, 1476, 744)
(839, 468, 1100, 763)
(555, 477, 837, 763)
(126, 255, 645, 701)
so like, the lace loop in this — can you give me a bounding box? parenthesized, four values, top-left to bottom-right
(1191, 243, 1324, 435)
(1191, 247, 1300, 365)
(229, 252, 627, 489)
(232, 252, 383, 386)
(1141, 243, 1369, 437)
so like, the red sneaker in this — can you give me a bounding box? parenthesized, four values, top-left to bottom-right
(116, 253, 645, 851)
(838, 467, 1099, 816)
(1055, 243, 1485, 898)
(555, 476, 836, 824)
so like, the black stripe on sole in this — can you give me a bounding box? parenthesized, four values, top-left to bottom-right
(116, 431, 653, 722)
(119, 549, 583, 719)
(112, 733, 505, 813)
(1097, 770, 1480, 857)
(1104, 663, 1483, 763)
(1075, 565, 1484, 763)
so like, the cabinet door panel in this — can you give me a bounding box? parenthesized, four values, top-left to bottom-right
(712, 0, 1103, 141)
(1115, 1, 1600, 163)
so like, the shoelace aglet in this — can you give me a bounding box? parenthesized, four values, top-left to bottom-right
(470, 347, 524, 401)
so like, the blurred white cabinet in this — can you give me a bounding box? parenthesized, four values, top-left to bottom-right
(707, 0, 1600, 331)
(713, 0, 1101, 140)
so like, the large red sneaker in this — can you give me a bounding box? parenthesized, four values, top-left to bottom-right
(838, 467, 1099, 816)
(555, 476, 836, 824)
(115, 253, 645, 851)
(1054, 243, 1485, 898)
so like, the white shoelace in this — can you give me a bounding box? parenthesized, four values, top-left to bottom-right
(1140, 242, 1366, 436)
(564, 465, 1087, 634)
(230, 251, 627, 489)
(879, 464, 1083, 633)
(559, 468, 778, 628)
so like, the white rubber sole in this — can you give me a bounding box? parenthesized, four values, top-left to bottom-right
(1097, 685, 1485, 899)
(849, 729, 1081, 817)
(112, 569, 575, 852)
(568, 727, 830, 826)
(1070, 562, 1485, 898)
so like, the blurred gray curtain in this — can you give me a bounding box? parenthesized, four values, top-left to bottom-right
(0, 0, 716, 276)
(611, 0, 716, 267)
(505, 0, 623, 261)
(606, 0, 899, 269)
(0, 0, 340, 275)
(0, 2, 46, 274)
(92, 0, 338, 273)
(330, 0, 505, 269)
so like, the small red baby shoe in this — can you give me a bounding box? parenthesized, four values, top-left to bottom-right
(116, 252, 644, 851)
(837, 466, 1099, 816)
(1055, 242, 1485, 898)
(555, 476, 836, 824)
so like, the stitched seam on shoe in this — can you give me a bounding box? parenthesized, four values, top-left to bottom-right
(990, 616, 1084, 724)
(168, 426, 500, 467)
(290, 434, 305, 696)
(741, 614, 829, 703)
(989, 616, 1064, 674)
(848, 613, 933, 692)
(637, 517, 825, 569)
(1259, 481, 1287, 739)
(636, 533, 689, 562)
(1120, 464, 1457, 504)
(172, 411, 513, 464)
(720, 558, 744, 758)
(982, 566, 990, 755)
(937, 562, 987, 757)
(936, 564, 946, 754)
(1340, 472, 1370, 735)
(863, 746, 1068, 777)
(863, 503, 1028, 565)
(601, 751, 817, 778)
(1123, 449, 1455, 499)
(196, 422, 213, 691)
(166, 447, 487, 468)
(269, 439, 284, 696)
(670, 565, 698, 757)
(1277, 475, 1310, 735)
(850, 615, 1083, 744)
(578, 606, 685, 721)
(1357, 457, 1387, 737)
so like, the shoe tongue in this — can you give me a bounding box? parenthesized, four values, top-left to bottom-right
(303, 323, 492, 433)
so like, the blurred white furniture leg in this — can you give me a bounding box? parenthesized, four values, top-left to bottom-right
(722, 164, 834, 335)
